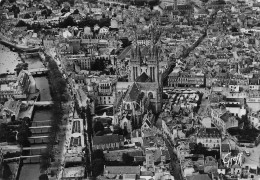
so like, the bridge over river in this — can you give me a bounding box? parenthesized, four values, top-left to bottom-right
(0, 33, 42, 52)
(3, 155, 42, 164)
(28, 68, 48, 75)
(22, 100, 53, 107)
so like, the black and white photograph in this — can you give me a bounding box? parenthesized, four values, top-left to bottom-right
(1, 0, 260, 179)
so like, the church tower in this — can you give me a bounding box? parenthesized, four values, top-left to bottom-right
(128, 28, 162, 113)
(128, 29, 160, 83)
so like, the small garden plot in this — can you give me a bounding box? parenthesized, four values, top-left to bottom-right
(72, 121, 81, 133)
(70, 136, 81, 147)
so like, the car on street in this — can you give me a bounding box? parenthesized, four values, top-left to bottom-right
(247, 144, 254, 148)
(244, 150, 250, 156)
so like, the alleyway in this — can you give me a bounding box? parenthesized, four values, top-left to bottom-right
(162, 134, 183, 180)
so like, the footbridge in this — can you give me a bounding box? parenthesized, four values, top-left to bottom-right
(20, 52, 40, 59)
(28, 68, 48, 75)
(3, 155, 42, 164)
(0, 34, 42, 52)
(23, 146, 47, 156)
(32, 120, 52, 126)
(28, 135, 50, 144)
(29, 126, 51, 134)
(29, 126, 51, 129)
(34, 101, 53, 106)
(22, 101, 53, 107)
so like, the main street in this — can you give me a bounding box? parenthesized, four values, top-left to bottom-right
(158, 10, 220, 180)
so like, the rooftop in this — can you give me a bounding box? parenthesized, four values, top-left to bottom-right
(124, 82, 140, 102)
(0, 45, 20, 75)
(186, 174, 211, 180)
(93, 134, 124, 145)
(104, 166, 141, 175)
(136, 72, 152, 82)
(62, 166, 85, 178)
(197, 128, 221, 138)
(220, 112, 234, 122)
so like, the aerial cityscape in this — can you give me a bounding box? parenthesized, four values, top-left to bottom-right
(1, 0, 260, 179)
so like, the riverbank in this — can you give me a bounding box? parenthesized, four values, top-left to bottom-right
(38, 53, 72, 178)
(0, 44, 21, 75)
(0, 33, 41, 53)
(15, 50, 53, 180)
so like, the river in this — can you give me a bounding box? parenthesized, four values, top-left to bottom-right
(19, 108, 53, 180)
(25, 56, 45, 70)
(35, 77, 52, 101)
(19, 52, 53, 180)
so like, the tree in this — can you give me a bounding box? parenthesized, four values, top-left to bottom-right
(24, 13, 31, 19)
(6, 134, 16, 143)
(123, 126, 128, 137)
(47, 9, 52, 16)
(39, 174, 49, 180)
(200, 0, 209, 3)
(14, 63, 28, 75)
(191, 143, 207, 154)
(63, 1, 71, 8)
(94, 121, 104, 134)
(0, 123, 12, 142)
(17, 121, 31, 147)
(42, 9, 52, 17)
(40, 152, 51, 172)
(73, 9, 79, 14)
(11, 5, 20, 16)
(41, 9, 48, 16)
(113, 126, 123, 135)
(16, 20, 27, 27)
(92, 58, 106, 71)
(88, 0, 98, 4)
(0, 0, 6, 6)
(92, 149, 104, 160)
(92, 159, 105, 177)
(60, 16, 76, 28)
(38, 4, 46, 9)
(3, 162, 12, 179)
(241, 114, 249, 127)
(98, 18, 110, 28)
(85, 105, 94, 151)
(23, 117, 32, 126)
(122, 153, 134, 165)
(61, 7, 70, 13)
(107, 119, 112, 126)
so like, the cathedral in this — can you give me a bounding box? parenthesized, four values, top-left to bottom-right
(128, 45, 160, 83)
(125, 39, 163, 114)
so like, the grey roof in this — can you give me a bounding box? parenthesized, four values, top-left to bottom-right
(124, 82, 140, 102)
(220, 112, 232, 122)
(117, 45, 132, 60)
(197, 128, 221, 138)
(136, 82, 159, 91)
(93, 134, 123, 145)
(221, 144, 230, 152)
(104, 166, 141, 175)
(135, 72, 152, 82)
(186, 174, 211, 180)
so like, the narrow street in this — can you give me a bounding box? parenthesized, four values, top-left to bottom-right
(158, 132, 183, 180)
(159, 12, 219, 180)
(165, 139, 183, 180)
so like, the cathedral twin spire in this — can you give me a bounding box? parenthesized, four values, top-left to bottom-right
(131, 29, 159, 65)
